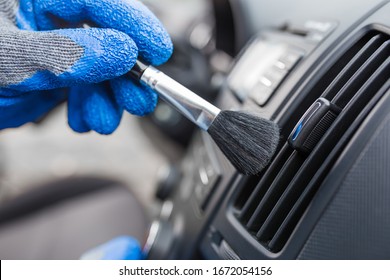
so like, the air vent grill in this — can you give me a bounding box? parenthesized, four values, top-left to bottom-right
(233, 28, 390, 253)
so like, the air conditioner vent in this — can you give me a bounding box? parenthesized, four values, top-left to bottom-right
(233, 28, 390, 253)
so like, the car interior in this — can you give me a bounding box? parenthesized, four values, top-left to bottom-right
(0, 0, 389, 259)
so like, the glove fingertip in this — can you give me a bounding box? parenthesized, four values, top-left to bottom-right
(139, 30, 173, 66)
(68, 117, 91, 133)
(82, 85, 123, 135)
(112, 77, 158, 116)
(68, 88, 91, 133)
(127, 0, 173, 66)
(80, 236, 142, 260)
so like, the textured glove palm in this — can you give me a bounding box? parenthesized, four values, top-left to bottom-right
(0, 0, 172, 134)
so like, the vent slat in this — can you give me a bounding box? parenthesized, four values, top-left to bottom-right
(333, 41, 390, 107)
(233, 29, 390, 253)
(309, 31, 383, 99)
(269, 67, 390, 251)
(341, 57, 390, 110)
(256, 155, 322, 241)
(238, 144, 292, 222)
(246, 152, 305, 231)
(322, 34, 385, 100)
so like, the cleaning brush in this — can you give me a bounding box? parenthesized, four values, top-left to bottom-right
(130, 60, 280, 175)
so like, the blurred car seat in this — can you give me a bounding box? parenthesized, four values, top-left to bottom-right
(0, 177, 147, 259)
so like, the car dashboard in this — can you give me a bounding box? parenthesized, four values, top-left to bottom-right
(146, 0, 390, 260)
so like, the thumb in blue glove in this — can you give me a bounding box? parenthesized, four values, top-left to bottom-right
(0, 0, 173, 134)
(80, 236, 143, 260)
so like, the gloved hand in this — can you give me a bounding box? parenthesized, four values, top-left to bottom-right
(0, 0, 172, 134)
(80, 236, 143, 260)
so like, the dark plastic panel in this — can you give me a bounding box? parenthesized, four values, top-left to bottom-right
(299, 90, 390, 259)
(200, 1, 390, 259)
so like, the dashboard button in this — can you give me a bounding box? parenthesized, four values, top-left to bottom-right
(262, 66, 288, 89)
(249, 81, 274, 106)
(278, 50, 302, 70)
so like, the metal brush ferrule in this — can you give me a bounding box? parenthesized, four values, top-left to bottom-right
(140, 66, 221, 131)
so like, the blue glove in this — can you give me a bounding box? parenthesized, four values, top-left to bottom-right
(80, 236, 143, 260)
(0, 0, 173, 134)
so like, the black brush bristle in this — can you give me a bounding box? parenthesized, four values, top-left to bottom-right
(207, 110, 280, 175)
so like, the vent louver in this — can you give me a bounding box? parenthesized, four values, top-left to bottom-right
(233, 28, 390, 253)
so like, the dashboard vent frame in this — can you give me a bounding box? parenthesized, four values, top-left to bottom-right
(233, 26, 390, 253)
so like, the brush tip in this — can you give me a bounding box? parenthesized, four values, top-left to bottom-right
(207, 110, 280, 175)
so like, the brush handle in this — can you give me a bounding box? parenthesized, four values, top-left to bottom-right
(79, 24, 220, 129)
(131, 61, 221, 131)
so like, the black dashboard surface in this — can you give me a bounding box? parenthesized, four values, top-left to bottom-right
(150, 0, 390, 260)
